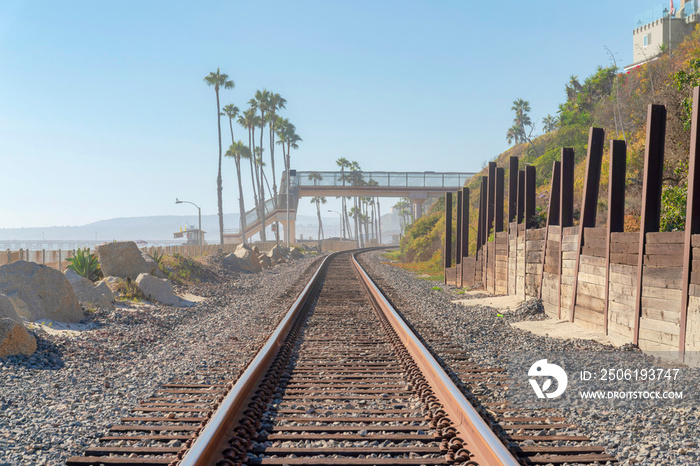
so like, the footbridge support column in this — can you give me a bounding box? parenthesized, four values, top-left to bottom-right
(409, 192, 428, 219)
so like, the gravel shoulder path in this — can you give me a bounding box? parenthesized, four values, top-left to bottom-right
(0, 254, 321, 466)
(359, 250, 700, 466)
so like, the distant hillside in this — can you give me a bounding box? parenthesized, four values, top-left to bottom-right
(0, 213, 323, 242)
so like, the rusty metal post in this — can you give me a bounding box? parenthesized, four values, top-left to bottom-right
(522, 166, 536, 298)
(509, 156, 519, 223)
(456, 190, 463, 266)
(461, 187, 470, 258)
(558, 148, 575, 318)
(517, 170, 525, 224)
(681, 87, 700, 359)
(633, 104, 667, 345)
(476, 177, 486, 251)
(604, 140, 627, 334)
(560, 148, 575, 228)
(569, 128, 605, 323)
(525, 166, 536, 229)
(495, 167, 505, 233)
(444, 191, 453, 283)
(539, 160, 561, 299)
(487, 162, 496, 239)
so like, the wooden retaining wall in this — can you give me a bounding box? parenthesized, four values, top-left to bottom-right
(442, 92, 700, 361)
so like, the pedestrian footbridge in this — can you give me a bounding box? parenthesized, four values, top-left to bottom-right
(224, 170, 475, 243)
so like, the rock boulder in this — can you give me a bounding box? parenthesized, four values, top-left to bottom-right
(0, 318, 36, 358)
(0, 261, 83, 323)
(97, 242, 151, 280)
(233, 244, 262, 273)
(65, 269, 115, 309)
(258, 254, 271, 269)
(0, 293, 21, 322)
(135, 273, 179, 306)
(289, 247, 303, 259)
(141, 252, 160, 274)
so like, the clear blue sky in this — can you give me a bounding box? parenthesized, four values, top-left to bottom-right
(0, 0, 658, 229)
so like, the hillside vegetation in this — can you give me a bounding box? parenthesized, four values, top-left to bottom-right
(398, 28, 700, 271)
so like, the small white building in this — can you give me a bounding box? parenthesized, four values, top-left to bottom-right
(627, 1, 700, 70)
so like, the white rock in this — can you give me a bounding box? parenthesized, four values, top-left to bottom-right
(96, 242, 151, 280)
(135, 273, 179, 306)
(64, 269, 115, 309)
(0, 261, 83, 323)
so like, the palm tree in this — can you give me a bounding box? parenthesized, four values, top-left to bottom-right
(542, 114, 559, 133)
(510, 98, 538, 156)
(249, 90, 271, 241)
(267, 93, 287, 200)
(310, 196, 327, 241)
(238, 108, 259, 220)
(204, 68, 234, 246)
(225, 142, 249, 244)
(336, 157, 352, 240)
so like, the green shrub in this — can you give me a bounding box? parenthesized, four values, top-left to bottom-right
(67, 248, 101, 282)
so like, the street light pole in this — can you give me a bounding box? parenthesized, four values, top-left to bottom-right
(328, 210, 343, 239)
(175, 198, 203, 247)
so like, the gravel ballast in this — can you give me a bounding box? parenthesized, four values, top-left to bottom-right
(0, 254, 319, 465)
(359, 250, 700, 466)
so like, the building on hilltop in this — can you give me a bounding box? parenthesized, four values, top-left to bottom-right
(626, 0, 700, 70)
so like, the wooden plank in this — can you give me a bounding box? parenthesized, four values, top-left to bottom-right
(577, 271, 607, 286)
(581, 245, 606, 257)
(641, 305, 680, 323)
(609, 262, 637, 276)
(561, 241, 579, 252)
(611, 231, 639, 242)
(576, 280, 606, 297)
(644, 254, 683, 268)
(528, 228, 546, 240)
(584, 227, 607, 239)
(574, 306, 604, 326)
(690, 283, 700, 297)
(642, 267, 683, 289)
(693, 234, 700, 247)
(641, 285, 683, 301)
(575, 293, 605, 311)
(609, 272, 637, 288)
(608, 320, 634, 339)
(646, 231, 685, 244)
(645, 243, 685, 255)
(639, 321, 680, 344)
(610, 253, 638, 266)
(610, 242, 638, 254)
(579, 254, 607, 268)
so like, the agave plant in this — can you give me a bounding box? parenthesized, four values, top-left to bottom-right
(152, 249, 164, 266)
(67, 247, 101, 282)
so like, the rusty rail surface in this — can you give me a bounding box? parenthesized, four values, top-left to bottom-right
(350, 253, 519, 466)
(179, 253, 333, 465)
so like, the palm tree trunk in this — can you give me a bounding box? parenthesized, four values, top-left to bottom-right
(354, 197, 360, 248)
(316, 200, 321, 241)
(228, 118, 247, 244)
(258, 116, 267, 243)
(377, 198, 382, 244)
(236, 157, 247, 244)
(215, 88, 224, 246)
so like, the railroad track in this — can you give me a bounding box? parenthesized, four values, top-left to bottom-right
(67, 250, 614, 465)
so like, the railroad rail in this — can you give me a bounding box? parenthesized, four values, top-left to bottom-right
(67, 250, 616, 465)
